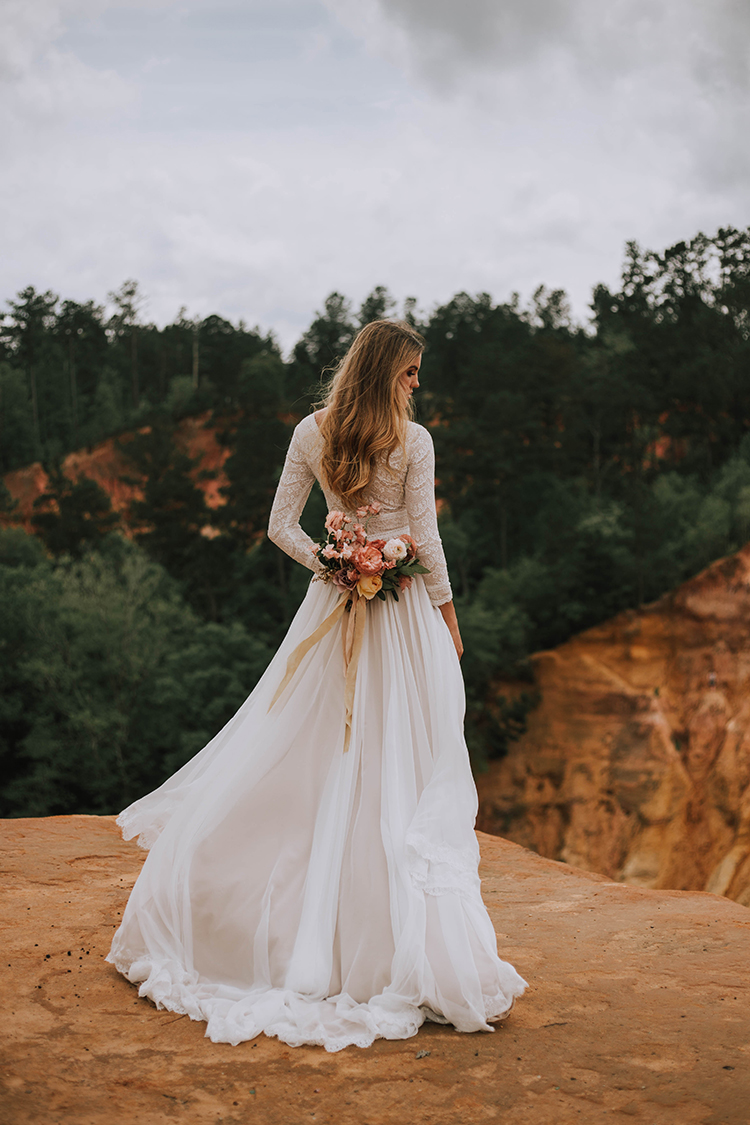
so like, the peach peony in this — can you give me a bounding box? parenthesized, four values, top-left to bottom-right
(355, 544, 385, 576)
(357, 573, 382, 599)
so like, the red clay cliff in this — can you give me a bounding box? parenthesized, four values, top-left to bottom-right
(477, 544, 750, 906)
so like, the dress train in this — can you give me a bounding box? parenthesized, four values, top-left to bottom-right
(107, 577, 527, 1051)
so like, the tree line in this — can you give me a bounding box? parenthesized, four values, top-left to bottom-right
(1, 227, 750, 815)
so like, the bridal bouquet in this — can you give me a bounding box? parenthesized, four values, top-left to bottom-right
(311, 503, 430, 602)
(273, 504, 430, 751)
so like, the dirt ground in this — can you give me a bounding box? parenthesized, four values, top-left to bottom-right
(1, 815, 748, 1125)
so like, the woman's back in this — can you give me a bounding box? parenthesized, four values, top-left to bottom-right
(268, 412, 452, 607)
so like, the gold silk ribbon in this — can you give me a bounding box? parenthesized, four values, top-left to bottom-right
(268, 589, 368, 752)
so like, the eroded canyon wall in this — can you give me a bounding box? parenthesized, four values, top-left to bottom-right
(476, 544, 750, 906)
(2, 412, 230, 531)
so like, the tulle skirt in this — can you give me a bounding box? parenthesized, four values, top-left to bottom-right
(106, 576, 527, 1052)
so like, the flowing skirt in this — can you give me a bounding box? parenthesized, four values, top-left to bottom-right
(107, 576, 527, 1052)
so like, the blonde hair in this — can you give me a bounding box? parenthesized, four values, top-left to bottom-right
(318, 319, 425, 509)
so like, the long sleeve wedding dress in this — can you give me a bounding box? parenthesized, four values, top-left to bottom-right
(107, 414, 527, 1051)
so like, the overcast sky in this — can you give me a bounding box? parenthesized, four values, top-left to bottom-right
(2, 0, 749, 349)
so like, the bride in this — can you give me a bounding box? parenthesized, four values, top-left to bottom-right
(107, 318, 527, 1051)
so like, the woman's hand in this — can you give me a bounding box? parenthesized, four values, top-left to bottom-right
(438, 600, 464, 660)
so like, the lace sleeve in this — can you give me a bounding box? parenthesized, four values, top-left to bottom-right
(267, 423, 320, 572)
(404, 425, 453, 607)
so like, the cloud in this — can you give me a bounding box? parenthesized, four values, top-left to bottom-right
(323, 0, 750, 244)
(326, 0, 750, 96)
(0, 0, 185, 129)
(0, 0, 138, 131)
(0, 0, 748, 352)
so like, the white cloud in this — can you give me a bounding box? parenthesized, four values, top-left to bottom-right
(0, 0, 138, 133)
(323, 0, 750, 189)
(325, 0, 750, 94)
(320, 0, 750, 295)
(0, 0, 748, 351)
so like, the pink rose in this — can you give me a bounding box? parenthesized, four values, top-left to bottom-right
(383, 537, 407, 562)
(325, 511, 345, 533)
(355, 544, 385, 576)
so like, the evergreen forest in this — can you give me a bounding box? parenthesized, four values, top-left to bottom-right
(2, 227, 750, 817)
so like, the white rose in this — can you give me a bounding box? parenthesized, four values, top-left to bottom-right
(383, 537, 407, 562)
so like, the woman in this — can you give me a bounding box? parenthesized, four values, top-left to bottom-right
(107, 319, 526, 1051)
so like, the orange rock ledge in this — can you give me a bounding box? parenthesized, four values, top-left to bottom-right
(478, 543, 750, 906)
(1, 815, 748, 1124)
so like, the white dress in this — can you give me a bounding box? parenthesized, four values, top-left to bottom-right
(107, 415, 527, 1051)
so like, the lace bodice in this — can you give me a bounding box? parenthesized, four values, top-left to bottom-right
(268, 414, 453, 607)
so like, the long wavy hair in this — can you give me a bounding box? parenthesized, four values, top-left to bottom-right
(318, 319, 425, 509)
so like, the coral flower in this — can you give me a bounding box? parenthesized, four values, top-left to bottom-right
(355, 544, 385, 576)
(325, 511, 345, 533)
(399, 534, 417, 560)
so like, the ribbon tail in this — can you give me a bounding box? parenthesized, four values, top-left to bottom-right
(342, 589, 359, 675)
(343, 595, 367, 753)
(268, 593, 349, 712)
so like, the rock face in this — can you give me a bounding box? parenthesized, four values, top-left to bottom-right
(2, 413, 230, 532)
(477, 545, 750, 907)
(1, 815, 749, 1125)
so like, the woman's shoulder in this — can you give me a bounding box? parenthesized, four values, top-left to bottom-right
(287, 413, 323, 460)
(293, 413, 323, 439)
(405, 420, 434, 452)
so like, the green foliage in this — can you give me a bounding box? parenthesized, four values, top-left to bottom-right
(3, 224, 750, 801)
(0, 364, 37, 471)
(286, 292, 355, 411)
(218, 351, 291, 541)
(0, 533, 271, 817)
(32, 469, 120, 557)
(0, 284, 274, 473)
(118, 418, 229, 621)
(358, 286, 397, 328)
